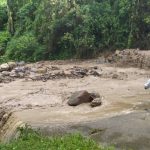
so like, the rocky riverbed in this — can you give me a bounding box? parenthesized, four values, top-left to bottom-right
(0, 49, 150, 150)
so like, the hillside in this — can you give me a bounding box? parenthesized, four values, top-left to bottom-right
(0, 0, 150, 62)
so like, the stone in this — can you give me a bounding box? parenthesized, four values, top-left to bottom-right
(51, 66, 59, 70)
(9, 70, 19, 77)
(107, 56, 113, 63)
(1, 71, 10, 76)
(8, 62, 16, 69)
(90, 98, 102, 107)
(115, 50, 120, 56)
(96, 56, 106, 64)
(14, 67, 26, 73)
(93, 66, 98, 70)
(30, 68, 38, 73)
(68, 91, 93, 106)
(16, 61, 25, 66)
(112, 73, 119, 79)
(37, 68, 47, 74)
(0, 63, 9, 71)
(18, 72, 25, 78)
(90, 92, 101, 99)
(72, 67, 88, 76)
(88, 70, 101, 76)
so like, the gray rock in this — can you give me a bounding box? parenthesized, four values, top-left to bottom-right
(90, 92, 101, 99)
(88, 70, 101, 76)
(68, 91, 93, 106)
(18, 72, 25, 78)
(30, 68, 38, 73)
(90, 98, 102, 107)
(16, 61, 25, 66)
(9, 70, 19, 78)
(14, 67, 26, 73)
(1, 71, 10, 76)
(71, 67, 88, 77)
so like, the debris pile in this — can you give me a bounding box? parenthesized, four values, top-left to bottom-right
(0, 62, 102, 83)
(112, 49, 150, 69)
(0, 60, 129, 83)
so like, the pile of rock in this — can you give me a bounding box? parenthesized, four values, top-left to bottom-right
(0, 62, 103, 83)
(0, 60, 128, 83)
(67, 90, 103, 107)
(112, 49, 150, 69)
(0, 61, 29, 83)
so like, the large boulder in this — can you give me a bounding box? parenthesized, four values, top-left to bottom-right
(68, 91, 93, 106)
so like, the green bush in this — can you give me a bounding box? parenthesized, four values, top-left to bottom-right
(0, 31, 11, 55)
(0, 4, 7, 30)
(6, 34, 45, 62)
(3, 0, 150, 61)
(0, 129, 115, 150)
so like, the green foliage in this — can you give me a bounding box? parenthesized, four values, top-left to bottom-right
(6, 34, 45, 62)
(0, 0, 149, 61)
(0, 31, 11, 55)
(0, 4, 7, 30)
(0, 129, 115, 150)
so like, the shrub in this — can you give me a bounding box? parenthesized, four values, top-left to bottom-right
(6, 34, 45, 62)
(0, 31, 11, 55)
(0, 4, 7, 30)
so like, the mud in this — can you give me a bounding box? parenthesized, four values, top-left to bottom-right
(0, 57, 150, 149)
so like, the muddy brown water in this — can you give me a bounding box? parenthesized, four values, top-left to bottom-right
(0, 62, 150, 149)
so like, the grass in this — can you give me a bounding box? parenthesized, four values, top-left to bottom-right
(0, 128, 115, 150)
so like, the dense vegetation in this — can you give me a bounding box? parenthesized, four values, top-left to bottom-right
(0, 129, 114, 150)
(0, 0, 150, 61)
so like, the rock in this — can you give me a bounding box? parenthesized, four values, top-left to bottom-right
(115, 50, 120, 56)
(18, 72, 25, 78)
(16, 61, 25, 66)
(1, 113, 9, 122)
(0, 73, 4, 82)
(9, 70, 19, 77)
(1, 71, 10, 76)
(30, 68, 38, 73)
(14, 67, 26, 73)
(90, 92, 101, 99)
(68, 91, 93, 106)
(107, 56, 113, 63)
(94, 66, 98, 70)
(51, 66, 60, 70)
(0, 63, 9, 71)
(88, 70, 101, 76)
(37, 68, 47, 74)
(28, 74, 41, 81)
(90, 98, 102, 107)
(64, 70, 72, 77)
(112, 73, 119, 79)
(97, 56, 106, 64)
(8, 62, 16, 69)
(71, 67, 88, 77)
